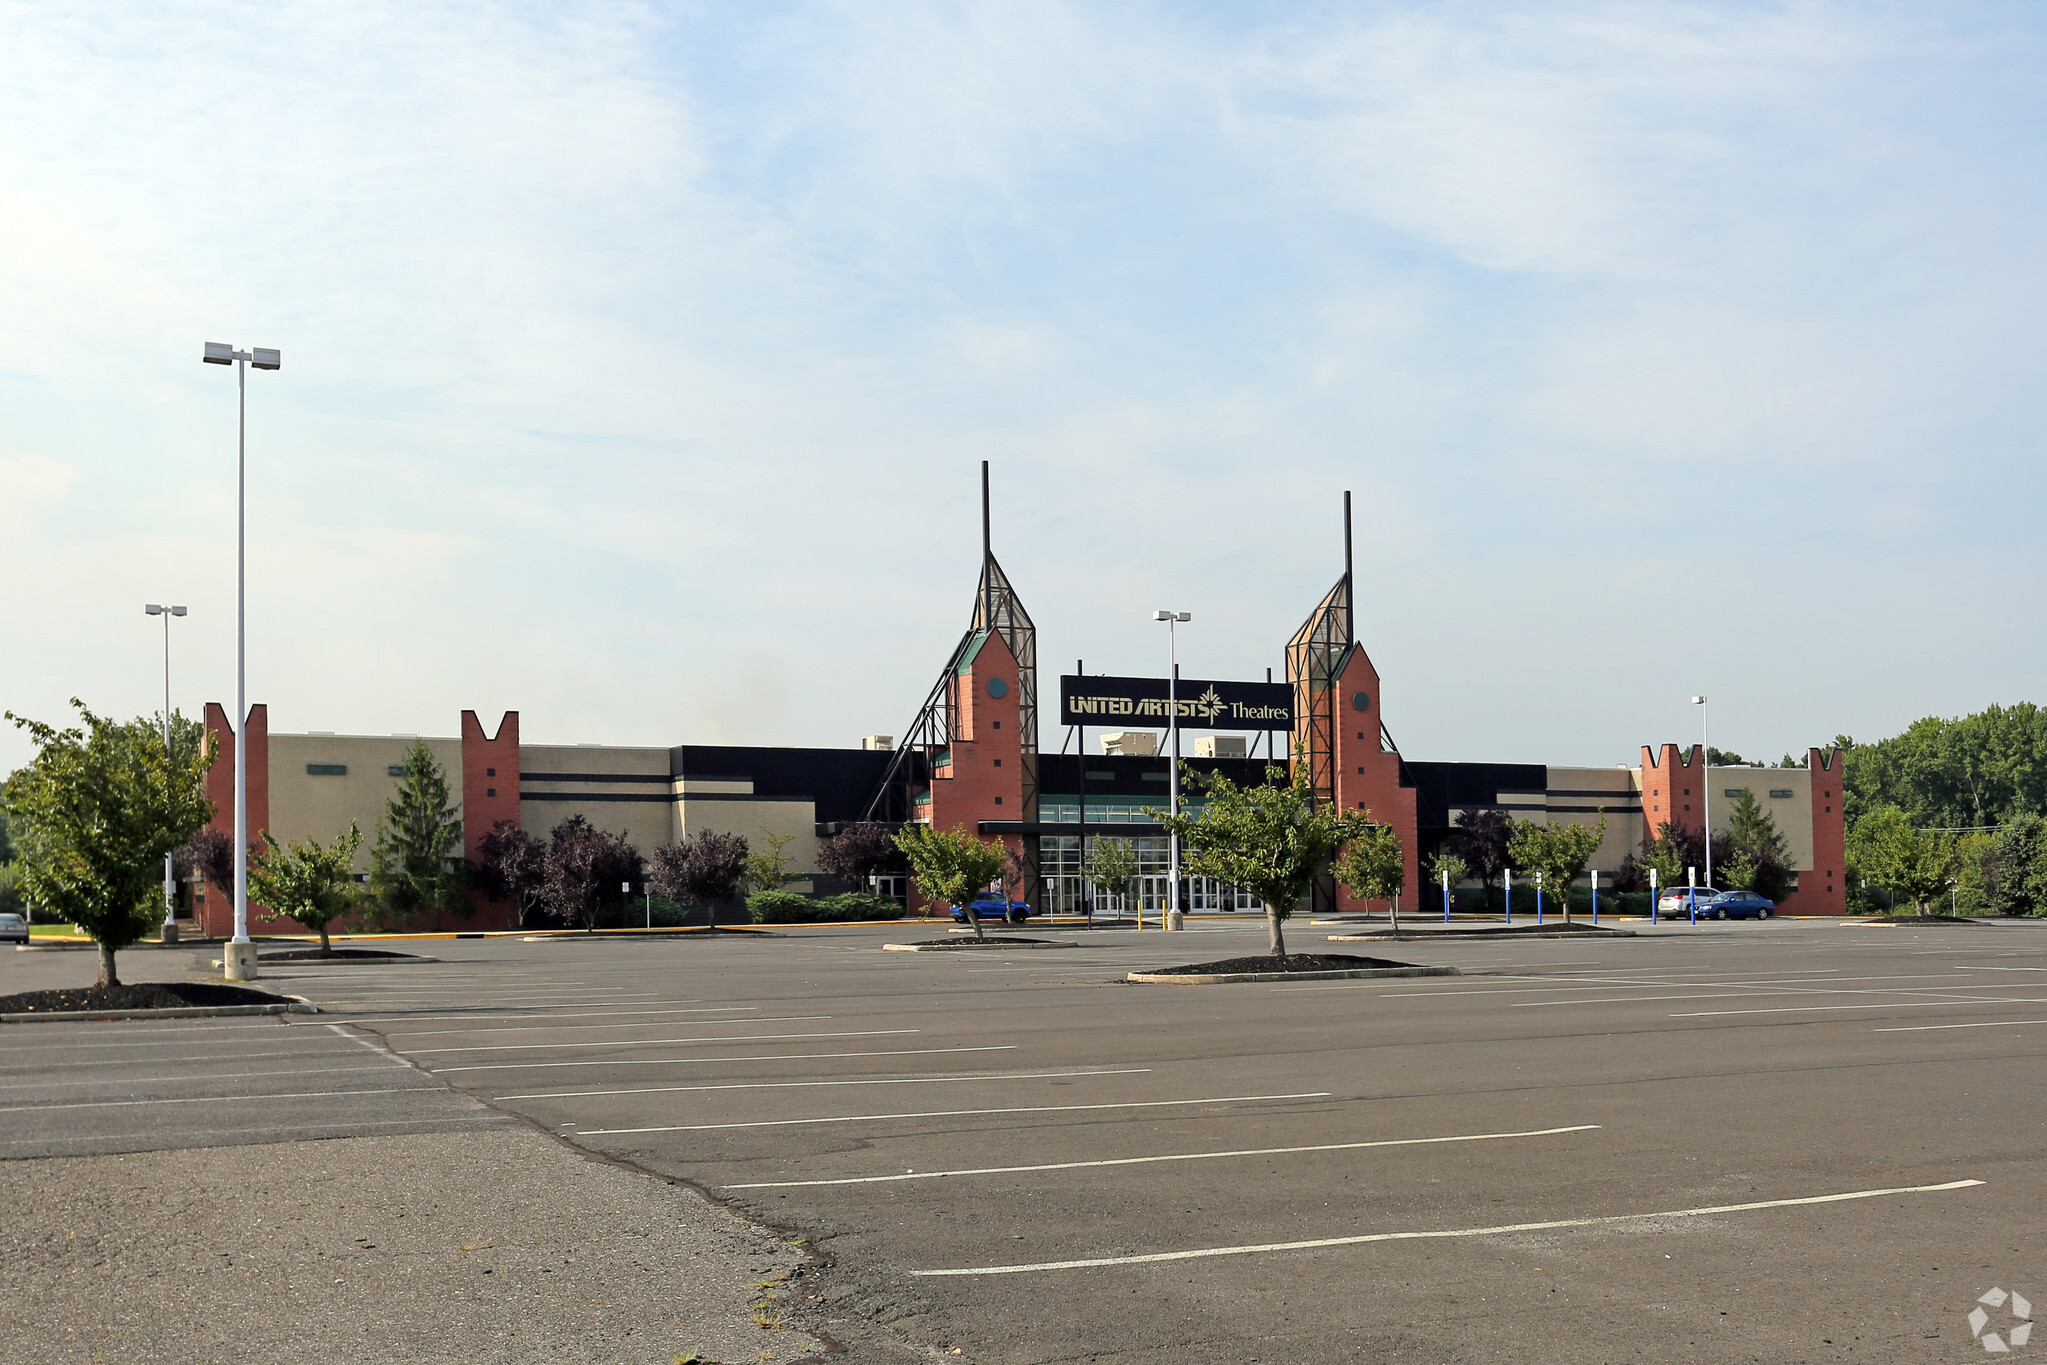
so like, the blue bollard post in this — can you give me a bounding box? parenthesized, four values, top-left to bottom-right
(1591, 868, 1600, 924)
(1442, 869, 1451, 924)
(1536, 872, 1544, 925)
(1650, 869, 1659, 924)
(1504, 871, 1512, 924)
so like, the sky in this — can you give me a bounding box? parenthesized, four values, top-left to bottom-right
(3, 0, 2044, 775)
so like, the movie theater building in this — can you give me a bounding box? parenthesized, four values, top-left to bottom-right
(192, 476, 1846, 935)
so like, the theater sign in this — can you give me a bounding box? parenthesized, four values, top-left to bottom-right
(1058, 675, 1294, 731)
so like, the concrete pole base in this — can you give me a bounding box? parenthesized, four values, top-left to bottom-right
(223, 942, 260, 981)
(160, 922, 180, 945)
(1166, 911, 1185, 931)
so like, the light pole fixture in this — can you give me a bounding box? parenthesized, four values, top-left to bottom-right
(145, 604, 188, 941)
(1154, 610, 1190, 930)
(1692, 695, 1711, 893)
(203, 342, 281, 980)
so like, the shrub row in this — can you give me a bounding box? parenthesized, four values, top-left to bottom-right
(745, 891, 907, 924)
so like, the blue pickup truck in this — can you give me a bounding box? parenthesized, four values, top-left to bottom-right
(951, 897, 1032, 925)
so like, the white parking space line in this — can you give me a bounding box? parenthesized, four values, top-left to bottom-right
(0, 1086, 444, 1115)
(434, 1044, 1016, 1074)
(497, 1067, 1151, 1101)
(1874, 1018, 2047, 1032)
(0, 1112, 516, 1149)
(910, 1179, 1986, 1276)
(581, 1091, 1333, 1136)
(0, 1063, 392, 1093)
(320, 1006, 758, 1027)
(383, 1014, 828, 1038)
(404, 1028, 918, 1055)
(1671, 998, 2047, 1017)
(725, 1124, 1601, 1189)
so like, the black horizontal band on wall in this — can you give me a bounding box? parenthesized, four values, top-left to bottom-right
(519, 771, 671, 784)
(517, 791, 816, 804)
(518, 791, 671, 803)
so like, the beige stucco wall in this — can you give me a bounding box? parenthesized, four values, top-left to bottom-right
(677, 792, 822, 888)
(519, 744, 676, 850)
(1703, 766, 1816, 870)
(267, 733, 461, 873)
(1541, 766, 1646, 873)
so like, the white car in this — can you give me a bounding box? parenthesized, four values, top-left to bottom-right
(1655, 887, 1720, 916)
(0, 913, 28, 945)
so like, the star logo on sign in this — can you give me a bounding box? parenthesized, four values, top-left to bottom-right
(1969, 1288, 2034, 1353)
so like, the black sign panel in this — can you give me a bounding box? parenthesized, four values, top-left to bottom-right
(1059, 675, 1294, 731)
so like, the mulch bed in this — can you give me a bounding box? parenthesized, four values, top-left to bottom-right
(895, 936, 1053, 949)
(0, 982, 285, 1014)
(1338, 922, 1629, 939)
(1142, 953, 1412, 976)
(1859, 914, 1991, 925)
(257, 948, 428, 962)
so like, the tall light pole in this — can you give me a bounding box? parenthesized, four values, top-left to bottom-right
(1692, 694, 1712, 892)
(145, 604, 188, 941)
(203, 342, 280, 981)
(1154, 610, 1190, 930)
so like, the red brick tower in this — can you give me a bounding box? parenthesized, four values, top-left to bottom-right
(1782, 746, 1847, 915)
(462, 710, 523, 928)
(920, 630, 1026, 889)
(199, 702, 271, 938)
(1288, 493, 1419, 913)
(1328, 647, 1420, 911)
(1638, 742, 1706, 841)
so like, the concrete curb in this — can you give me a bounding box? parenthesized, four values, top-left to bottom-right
(0, 994, 319, 1024)
(884, 941, 1078, 952)
(1328, 928, 1637, 941)
(1127, 965, 1461, 984)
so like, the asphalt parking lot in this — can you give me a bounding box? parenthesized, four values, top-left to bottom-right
(262, 916, 2047, 1364)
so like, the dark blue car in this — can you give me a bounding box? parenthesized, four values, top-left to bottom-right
(952, 897, 1031, 924)
(1706, 891, 1775, 921)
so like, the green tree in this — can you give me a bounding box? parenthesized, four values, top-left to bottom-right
(1081, 836, 1141, 918)
(249, 823, 363, 954)
(2, 701, 217, 986)
(1453, 808, 1513, 901)
(1156, 762, 1373, 958)
(744, 831, 803, 895)
(893, 824, 1008, 941)
(1850, 805, 1959, 916)
(1722, 788, 1794, 902)
(367, 739, 466, 928)
(1335, 822, 1406, 930)
(1983, 812, 2047, 917)
(1508, 818, 1607, 923)
(1424, 850, 1468, 914)
(1837, 705, 2047, 832)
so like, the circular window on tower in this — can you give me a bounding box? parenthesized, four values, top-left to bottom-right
(987, 677, 1008, 698)
(1351, 691, 1371, 711)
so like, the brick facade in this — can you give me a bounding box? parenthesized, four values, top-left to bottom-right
(917, 630, 1025, 914)
(461, 710, 523, 928)
(198, 702, 272, 938)
(1781, 746, 1848, 915)
(1327, 646, 1420, 912)
(1638, 742, 1706, 843)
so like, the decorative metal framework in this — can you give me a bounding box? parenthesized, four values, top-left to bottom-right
(862, 464, 1040, 843)
(1286, 491, 1355, 810)
(1286, 574, 1352, 809)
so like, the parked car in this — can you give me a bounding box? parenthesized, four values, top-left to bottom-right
(952, 897, 1031, 925)
(1656, 886, 1721, 916)
(0, 913, 28, 945)
(1704, 891, 1775, 920)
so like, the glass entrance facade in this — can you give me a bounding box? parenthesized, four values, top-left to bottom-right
(1039, 835, 1264, 916)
